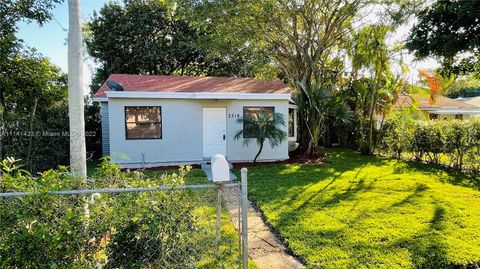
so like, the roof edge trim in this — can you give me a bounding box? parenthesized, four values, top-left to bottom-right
(101, 91, 291, 100)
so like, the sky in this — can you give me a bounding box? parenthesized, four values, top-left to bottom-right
(16, 0, 439, 95)
(17, 0, 108, 94)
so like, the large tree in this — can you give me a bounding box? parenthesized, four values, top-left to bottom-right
(348, 25, 404, 155)
(86, 0, 271, 94)
(1, 52, 70, 172)
(242, 0, 417, 153)
(0, 0, 61, 62)
(0, 0, 62, 159)
(235, 0, 365, 154)
(406, 0, 480, 77)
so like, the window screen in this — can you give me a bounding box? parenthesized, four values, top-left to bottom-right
(288, 108, 295, 137)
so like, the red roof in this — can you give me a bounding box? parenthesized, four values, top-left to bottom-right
(95, 74, 290, 98)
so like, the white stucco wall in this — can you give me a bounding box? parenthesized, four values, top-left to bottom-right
(106, 98, 289, 167)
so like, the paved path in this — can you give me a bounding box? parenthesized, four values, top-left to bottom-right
(223, 187, 305, 269)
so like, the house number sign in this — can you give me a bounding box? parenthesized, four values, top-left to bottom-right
(228, 113, 240, 119)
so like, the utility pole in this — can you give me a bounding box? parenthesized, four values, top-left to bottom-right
(67, 0, 87, 180)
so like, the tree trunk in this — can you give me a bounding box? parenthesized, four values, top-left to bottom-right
(26, 97, 38, 171)
(253, 141, 264, 163)
(68, 0, 87, 180)
(365, 73, 380, 156)
(0, 104, 4, 161)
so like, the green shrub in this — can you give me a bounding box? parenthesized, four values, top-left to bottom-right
(380, 118, 480, 172)
(409, 121, 444, 164)
(0, 159, 218, 268)
(380, 115, 413, 159)
(446, 86, 480, 98)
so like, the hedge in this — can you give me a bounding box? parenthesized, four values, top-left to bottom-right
(0, 159, 234, 268)
(380, 117, 480, 171)
(446, 87, 480, 98)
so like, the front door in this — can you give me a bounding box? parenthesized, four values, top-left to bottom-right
(203, 107, 227, 159)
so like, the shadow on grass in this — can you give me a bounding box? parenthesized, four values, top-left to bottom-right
(388, 183, 429, 208)
(247, 148, 480, 268)
(394, 205, 449, 269)
(392, 159, 480, 190)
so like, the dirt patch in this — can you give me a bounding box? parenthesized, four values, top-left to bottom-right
(232, 152, 327, 169)
(122, 152, 327, 172)
(122, 164, 201, 172)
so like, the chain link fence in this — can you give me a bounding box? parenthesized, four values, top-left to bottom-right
(0, 180, 248, 269)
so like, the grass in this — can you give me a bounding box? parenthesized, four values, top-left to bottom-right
(244, 148, 480, 269)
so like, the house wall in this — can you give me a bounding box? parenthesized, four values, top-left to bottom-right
(424, 111, 474, 121)
(106, 98, 289, 167)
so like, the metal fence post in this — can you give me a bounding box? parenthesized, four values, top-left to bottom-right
(241, 168, 248, 269)
(216, 183, 222, 256)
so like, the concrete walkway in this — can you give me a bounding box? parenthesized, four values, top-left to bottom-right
(223, 187, 305, 269)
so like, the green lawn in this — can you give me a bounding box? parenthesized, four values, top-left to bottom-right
(245, 148, 480, 269)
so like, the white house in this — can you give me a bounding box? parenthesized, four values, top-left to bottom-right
(456, 96, 480, 117)
(93, 74, 297, 168)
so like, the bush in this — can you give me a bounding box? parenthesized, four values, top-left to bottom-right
(0, 159, 221, 268)
(380, 118, 480, 171)
(379, 115, 412, 159)
(446, 87, 480, 98)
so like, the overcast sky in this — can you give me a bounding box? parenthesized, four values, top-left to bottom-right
(17, 0, 439, 95)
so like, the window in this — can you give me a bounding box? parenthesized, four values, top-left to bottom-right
(455, 114, 463, 120)
(429, 114, 438, 120)
(243, 106, 274, 138)
(125, 106, 162, 139)
(288, 108, 295, 137)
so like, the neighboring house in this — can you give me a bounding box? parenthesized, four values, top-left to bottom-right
(394, 93, 480, 120)
(93, 74, 297, 168)
(456, 96, 480, 115)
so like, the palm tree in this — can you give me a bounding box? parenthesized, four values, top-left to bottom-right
(68, 0, 87, 180)
(234, 112, 287, 163)
(293, 83, 353, 153)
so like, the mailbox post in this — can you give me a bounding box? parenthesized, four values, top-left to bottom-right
(241, 168, 248, 269)
(211, 154, 248, 268)
(211, 154, 231, 256)
(211, 154, 231, 182)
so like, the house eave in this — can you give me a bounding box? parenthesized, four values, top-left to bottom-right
(394, 107, 480, 115)
(93, 97, 108, 102)
(426, 109, 480, 115)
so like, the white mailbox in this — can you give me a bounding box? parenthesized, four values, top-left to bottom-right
(211, 154, 231, 182)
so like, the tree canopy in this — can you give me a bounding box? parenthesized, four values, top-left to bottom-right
(86, 0, 275, 93)
(1, 52, 69, 172)
(406, 0, 480, 77)
(0, 0, 67, 171)
(0, 0, 61, 60)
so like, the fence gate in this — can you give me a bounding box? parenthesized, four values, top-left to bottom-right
(0, 169, 249, 269)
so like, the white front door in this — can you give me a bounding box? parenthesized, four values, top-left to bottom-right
(203, 107, 227, 158)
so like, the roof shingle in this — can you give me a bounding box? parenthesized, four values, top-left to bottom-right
(95, 74, 290, 98)
(394, 94, 477, 109)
